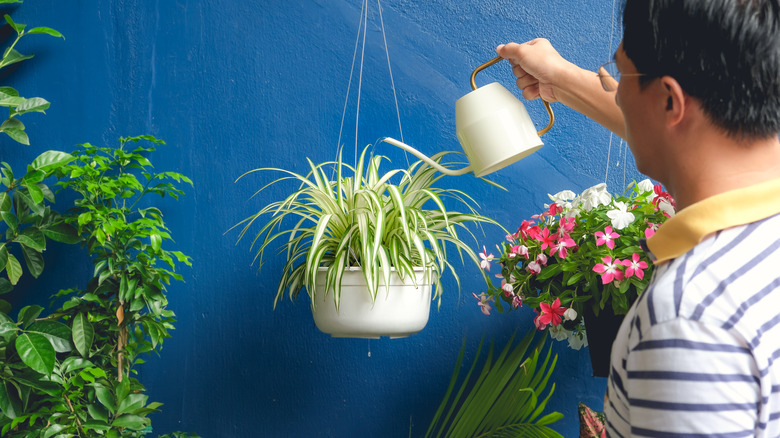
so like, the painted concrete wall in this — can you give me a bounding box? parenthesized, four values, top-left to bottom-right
(5, 0, 643, 436)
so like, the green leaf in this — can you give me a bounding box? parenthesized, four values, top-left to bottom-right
(17, 304, 43, 328)
(26, 27, 64, 38)
(42, 223, 81, 244)
(0, 278, 11, 294)
(16, 227, 46, 252)
(150, 233, 161, 252)
(43, 424, 66, 438)
(0, 245, 7, 270)
(118, 393, 147, 414)
(93, 384, 116, 414)
(1, 210, 17, 232)
(15, 332, 56, 375)
(87, 403, 109, 422)
(20, 244, 44, 278)
(72, 312, 94, 357)
(3, 14, 23, 33)
(28, 321, 72, 353)
(0, 380, 21, 419)
(31, 150, 73, 173)
(0, 192, 10, 212)
(14, 97, 50, 115)
(111, 414, 147, 429)
(0, 117, 28, 145)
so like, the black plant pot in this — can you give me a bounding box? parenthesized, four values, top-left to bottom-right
(583, 303, 627, 378)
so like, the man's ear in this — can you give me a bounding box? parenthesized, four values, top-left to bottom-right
(660, 76, 686, 126)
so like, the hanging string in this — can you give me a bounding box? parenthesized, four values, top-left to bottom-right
(336, 0, 368, 158)
(376, 0, 408, 166)
(604, 0, 620, 184)
(354, 0, 370, 164)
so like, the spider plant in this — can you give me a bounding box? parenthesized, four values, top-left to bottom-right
(232, 144, 501, 310)
(424, 331, 563, 438)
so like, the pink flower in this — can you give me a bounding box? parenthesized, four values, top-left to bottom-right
(536, 253, 548, 266)
(538, 298, 567, 327)
(526, 225, 543, 240)
(594, 226, 620, 250)
(653, 184, 676, 210)
(501, 280, 514, 295)
(508, 244, 529, 259)
(547, 202, 563, 216)
(533, 309, 547, 330)
(537, 228, 556, 251)
(512, 294, 523, 309)
(644, 222, 658, 239)
(527, 261, 542, 275)
(517, 220, 533, 240)
(593, 256, 625, 284)
(550, 236, 576, 258)
(622, 253, 648, 280)
(559, 216, 576, 234)
(472, 292, 493, 316)
(479, 246, 493, 271)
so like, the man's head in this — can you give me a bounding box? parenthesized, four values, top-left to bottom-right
(622, 0, 780, 139)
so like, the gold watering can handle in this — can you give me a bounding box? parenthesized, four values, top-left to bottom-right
(470, 56, 555, 136)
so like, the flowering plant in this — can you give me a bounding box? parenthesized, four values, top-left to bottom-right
(474, 180, 675, 349)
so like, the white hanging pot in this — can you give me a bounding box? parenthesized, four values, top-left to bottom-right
(312, 266, 433, 339)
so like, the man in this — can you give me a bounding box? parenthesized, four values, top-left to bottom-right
(497, 0, 780, 436)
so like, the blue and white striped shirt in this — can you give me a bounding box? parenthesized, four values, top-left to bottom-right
(605, 179, 780, 437)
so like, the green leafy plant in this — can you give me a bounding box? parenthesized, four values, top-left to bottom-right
(424, 331, 563, 438)
(0, 9, 64, 145)
(232, 144, 501, 309)
(0, 150, 78, 293)
(0, 136, 193, 436)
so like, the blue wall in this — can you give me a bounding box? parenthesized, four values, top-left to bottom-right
(5, 1, 644, 436)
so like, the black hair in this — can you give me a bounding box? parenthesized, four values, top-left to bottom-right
(622, 0, 780, 139)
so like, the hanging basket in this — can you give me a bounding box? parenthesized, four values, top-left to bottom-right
(311, 267, 433, 339)
(583, 302, 628, 378)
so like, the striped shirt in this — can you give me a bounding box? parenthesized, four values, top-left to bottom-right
(605, 178, 780, 437)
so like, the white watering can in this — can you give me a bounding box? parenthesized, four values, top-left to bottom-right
(382, 56, 554, 177)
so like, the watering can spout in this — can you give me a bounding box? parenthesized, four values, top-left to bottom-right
(382, 56, 554, 178)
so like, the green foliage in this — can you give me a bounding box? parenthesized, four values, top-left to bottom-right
(232, 144, 502, 310)
(0, 13, 64, 145)
(0, 136, 193, 436)
(1, 150, 77, 291)
(425, 331, 563, 438)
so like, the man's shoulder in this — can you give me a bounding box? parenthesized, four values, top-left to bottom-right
(638, 212, 780, 336)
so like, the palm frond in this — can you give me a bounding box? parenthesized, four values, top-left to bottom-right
(425, 331, 563, 438)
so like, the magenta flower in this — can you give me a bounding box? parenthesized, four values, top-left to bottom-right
(559, 216, 576, 234)
(538, 298, 567, 327)
(594, 226, 620, 249)
(537, 228, 556, 251)
(593, 256, 625, 284)
(622, 253, 648, 279)
(508, 244, 529, 259)
(644, 222, 658, 239)
(512, 294, 523, 309)
(550, 236, 576, 258)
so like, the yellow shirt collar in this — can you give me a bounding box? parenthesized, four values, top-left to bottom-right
(646, 178, 780, 263)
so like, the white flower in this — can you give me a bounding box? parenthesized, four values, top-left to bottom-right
(563, 307, 578, 321)
(549, 324, 570, 341)
(606, 201, 636, 230)
(567, 330, 588, 350)
(577, 183, 612, 212)
(657, 198, 676, 217)
(548, 189, 577, 212)
(637, 179, 658, 204)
